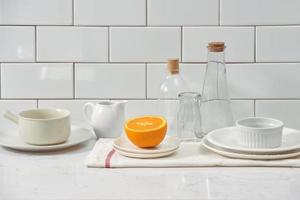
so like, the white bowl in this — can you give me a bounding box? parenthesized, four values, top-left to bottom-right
(4, 109, 71, 145)
(236, 117, 284, 149)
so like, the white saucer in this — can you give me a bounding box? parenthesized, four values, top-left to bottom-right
(0, 126, 93, 152)
(206, 127, 300, 154)
(114, 147, 177, 159)
(113, 136, 180, 154)
(202, 138, 300, 160)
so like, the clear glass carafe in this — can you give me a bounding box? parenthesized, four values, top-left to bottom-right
(177, 92, 202, 141)
(200, 42, 234, 135)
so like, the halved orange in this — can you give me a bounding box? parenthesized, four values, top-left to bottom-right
(124, 116, 167, 148)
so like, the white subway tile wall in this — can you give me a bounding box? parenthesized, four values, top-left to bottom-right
(183, 27, 254, 62)
(37, 27, 108, 62)
(0, 0, 299, 128)
(1, 63, 73, 98)
(110, 27, 181, 62)
(74, 0, 146, 26)
(256, 26, 300, 62)
(0, 26, 35, 62)
(75, 64, 146, 98)
(221, 0, 300, 25)
(0, 0, 72, 25)
(227, 63, 300, 98)
(147, 0, 219, 26)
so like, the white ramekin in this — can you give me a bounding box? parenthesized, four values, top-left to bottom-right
(236, 117, 284, 149)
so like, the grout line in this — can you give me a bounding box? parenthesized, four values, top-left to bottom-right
(218, 0, 221, 25)
(108, 27, 110, 62)
(145, 0, 148, 26)
(1, 61, 300, 64)
(2, 98, 300, 101)
(145, 64, 148, 99)
(73, 63, 76, 99)
(34, 26, 37, 62)
(0, 24, 300, 27)
(254, 26, 257, 62)
(72, 0, 75, 25)
(36, 99, 39, 108)
(180, 26, 183, 61)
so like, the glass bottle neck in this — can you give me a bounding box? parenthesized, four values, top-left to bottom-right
(167, 72, 180, 77)
(207, 51, 225, 63)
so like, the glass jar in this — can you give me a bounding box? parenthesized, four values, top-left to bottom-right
(177, 92, 202, 141)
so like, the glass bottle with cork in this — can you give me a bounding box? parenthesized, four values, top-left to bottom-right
(200, 42, 234, 135)
(159, 59, 190, 137)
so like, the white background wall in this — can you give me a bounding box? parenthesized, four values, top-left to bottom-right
(0, 0, 300, 130)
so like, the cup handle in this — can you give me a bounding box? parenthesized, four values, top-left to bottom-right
(83, 102, 95, 125)
(4, 111, 19, 124)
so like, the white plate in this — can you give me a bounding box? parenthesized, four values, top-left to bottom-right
(202, 138, 300, 160)
(114, 147, 177, 159)
(113, 136, 180, 154)
(0, 126, 93, 152)
(206, 127, 300, 154)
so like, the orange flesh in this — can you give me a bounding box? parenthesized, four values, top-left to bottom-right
(125, 116, 167, 148)
(126, 116, 164, 131)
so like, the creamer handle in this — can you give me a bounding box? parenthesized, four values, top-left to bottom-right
(83, 102, 95, 125)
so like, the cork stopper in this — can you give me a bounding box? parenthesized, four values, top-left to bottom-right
(208, 41, 225, 52)
(167, 59, 179, 74)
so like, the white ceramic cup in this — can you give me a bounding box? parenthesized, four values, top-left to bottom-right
(4, 109, 71, 145)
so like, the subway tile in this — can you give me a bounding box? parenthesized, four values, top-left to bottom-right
(0, 26, 35, 62)
(183, 27, 254, 62)
(126, 100, 162, 118)
(227, 63, 300, 99)
(1, 63, 73, 98)
(257, 26, 300, 62)
(148, 0, 218, 25)
(0, 100, 36, 131)
(256, 100, 300, 130)
(147, 64, 206, 98)
(231, 100, 254, 121)
(221, 0, 300, 25)
(110, 27, 181, 62)
(75, 64, 146, 98)
(0, 0, 72, 25)
(37, 27, 108, 62)
(74, 0, 145, 25)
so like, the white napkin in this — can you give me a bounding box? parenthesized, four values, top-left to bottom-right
(85, 139, 300, 168)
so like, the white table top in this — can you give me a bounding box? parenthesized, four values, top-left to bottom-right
(1, 139, 300, 200)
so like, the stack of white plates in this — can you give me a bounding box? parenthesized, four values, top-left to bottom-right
(202, 127, 300, 160)
(113, 136, 180, 158)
